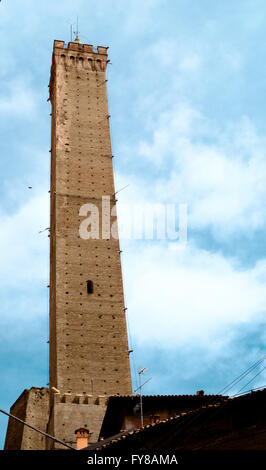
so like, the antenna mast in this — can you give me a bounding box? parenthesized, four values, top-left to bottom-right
(134, 368, 151, 427)
(74, 16, 79, 40)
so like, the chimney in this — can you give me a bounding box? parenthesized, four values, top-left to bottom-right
(75, 428, 89, 450)
(196, 390, 204, 396)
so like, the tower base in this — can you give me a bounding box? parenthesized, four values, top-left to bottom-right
(4, 387, 108, 450)
(4, 387, 49, 450)
(46, 391, 108, 449)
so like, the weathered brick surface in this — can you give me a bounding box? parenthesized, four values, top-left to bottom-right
(47, 40, 132, 446)
(4, 388, 49, 450)
(48, 40, 132, 398)
(46, 392, 108, 449)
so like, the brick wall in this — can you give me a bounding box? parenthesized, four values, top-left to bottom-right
(47, 40, 132, 446)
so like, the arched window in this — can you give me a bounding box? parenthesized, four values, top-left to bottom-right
(96, 59, 102, 71)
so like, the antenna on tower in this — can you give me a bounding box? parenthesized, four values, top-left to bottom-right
(73, 16, 83, 44)
(70, 24, 73, 42)
(133, 368, 152, 427)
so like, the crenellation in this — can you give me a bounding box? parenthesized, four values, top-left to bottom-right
(54, 40, 65, 49)
(53, 40, 108, 72)
(51, 390, 110, 406)
(83, 44, 94, 53)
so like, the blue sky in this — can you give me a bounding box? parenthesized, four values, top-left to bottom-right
(0, 0, 266, 449)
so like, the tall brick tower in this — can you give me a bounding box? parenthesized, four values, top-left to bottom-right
(4, 38, 132, 450)
(47, 38, 132, 447)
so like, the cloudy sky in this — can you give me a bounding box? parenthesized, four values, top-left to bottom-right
(1, 0, 266, 448)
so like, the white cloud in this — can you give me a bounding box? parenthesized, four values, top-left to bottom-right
(118, 105, 266, 238)
(149, 39, 203, 73)
(0, 190, 49, 291)
(0, 80, 37, 117)
(179, 53, 202, 73)
(123, 241, 266, 351)
(119, 0, 164, 34)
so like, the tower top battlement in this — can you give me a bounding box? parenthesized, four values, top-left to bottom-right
(50, 40, 109, 79)
(53, 39, 108, 56)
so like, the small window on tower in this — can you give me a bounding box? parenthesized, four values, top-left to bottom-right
(87, 280, 94, 294)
